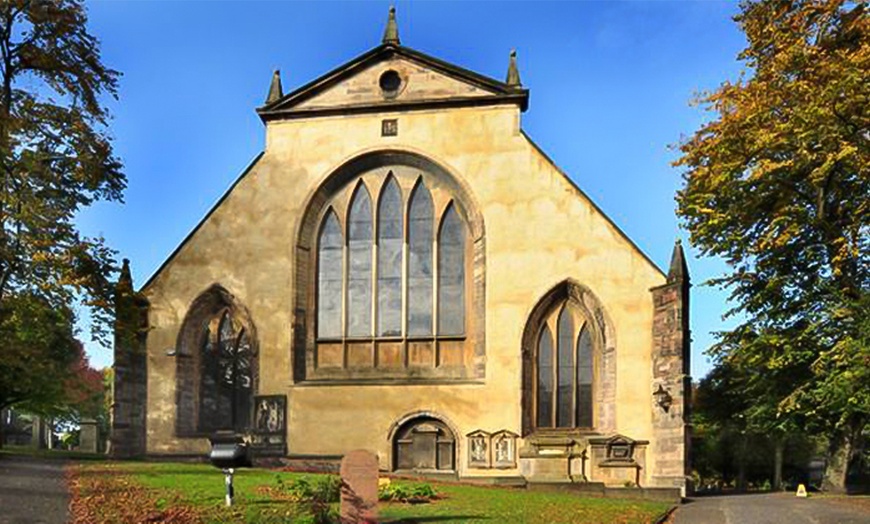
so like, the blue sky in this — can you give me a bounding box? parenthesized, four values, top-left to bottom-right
(78, 1, 746, 379)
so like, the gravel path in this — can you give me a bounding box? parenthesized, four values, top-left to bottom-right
(672, 492, 870, 524)
(0, 455, 68, 524)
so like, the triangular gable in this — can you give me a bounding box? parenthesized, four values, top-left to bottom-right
(258, 44, 528, 121)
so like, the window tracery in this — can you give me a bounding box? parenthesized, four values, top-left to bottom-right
(309, 165, 475, 380)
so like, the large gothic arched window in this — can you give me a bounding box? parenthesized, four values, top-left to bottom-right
(308, 163, 476, 381)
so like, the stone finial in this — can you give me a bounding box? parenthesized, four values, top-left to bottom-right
(667, 239, 689, 283)
(266, 69, 283, 104)
(382, 5, 400, 46)
(506, 49, 521, 87)
(118, 258, 133, 293)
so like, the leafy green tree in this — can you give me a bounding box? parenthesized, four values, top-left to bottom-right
(0, 1, 124, 415)
(675, 0, 868, 490)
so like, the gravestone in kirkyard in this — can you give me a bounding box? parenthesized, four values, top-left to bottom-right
(340, 449, 378, 524)
(79, 418, 99, 453)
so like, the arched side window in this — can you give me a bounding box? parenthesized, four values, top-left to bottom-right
(306, 161, 477, 382)
(175, 285, 258, 437)
(533, 300, 598, 431)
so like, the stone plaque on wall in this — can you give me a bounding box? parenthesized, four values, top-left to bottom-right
(251, 395, 287, 456)
(492, 430, 518, 468)
(466, 430, 490, 468)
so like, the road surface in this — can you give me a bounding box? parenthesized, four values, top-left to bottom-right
(672, 492, 870, 524)
(0, 455, 68, 524)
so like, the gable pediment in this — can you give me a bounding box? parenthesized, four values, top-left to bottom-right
(258, 44, 528, 121)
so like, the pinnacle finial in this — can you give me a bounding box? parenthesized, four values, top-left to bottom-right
(506, 49, 521, 87)
(668, 239, 689, 283)
(382, 5, 400, 45)
(118, 258, 133, 292)
(266, 69, 283, 105)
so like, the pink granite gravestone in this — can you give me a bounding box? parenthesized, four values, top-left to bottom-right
(340, 449, 379, 523)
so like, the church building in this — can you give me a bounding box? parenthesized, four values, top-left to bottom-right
(111, 8, 691, 493)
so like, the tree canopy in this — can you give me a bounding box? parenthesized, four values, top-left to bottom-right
(675, 0, 868, 488)
(0, 0, 124, 413)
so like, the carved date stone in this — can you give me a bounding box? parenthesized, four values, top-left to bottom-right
(340, 449, 379, 523)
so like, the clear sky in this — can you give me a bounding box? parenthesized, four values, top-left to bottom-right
(77, 1, 746, 379)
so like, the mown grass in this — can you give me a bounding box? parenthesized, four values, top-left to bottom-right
(88, 461, 672, 523)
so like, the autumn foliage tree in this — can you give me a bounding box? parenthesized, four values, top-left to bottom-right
(675, 0, 868, 490)
(0, 1, 124, 416)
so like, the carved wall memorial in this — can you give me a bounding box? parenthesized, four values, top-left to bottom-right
(251, 395, 287, 455)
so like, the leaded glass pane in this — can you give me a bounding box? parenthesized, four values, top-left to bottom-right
(557, 307, 574, 428)
(377, 177, 403, 336)
(408, 183, 433, 336)
(233, 329, 253, 431)
(577, 326, 594, 428)
(317, 211, 343, 338)
(218, 313, 235, 387)
(537, 326, 554, 428)
(348, 187, 373, 337)
(199, 325, 221, 431)
(437, 205, 465, 335)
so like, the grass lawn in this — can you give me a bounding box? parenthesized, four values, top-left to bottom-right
(68, 460, 672, 523)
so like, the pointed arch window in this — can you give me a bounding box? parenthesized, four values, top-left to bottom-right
(534, 302, 597, 430)
(312, 168, 472, 377)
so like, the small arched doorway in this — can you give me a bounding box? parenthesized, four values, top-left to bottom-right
(393, 416, 456, 472)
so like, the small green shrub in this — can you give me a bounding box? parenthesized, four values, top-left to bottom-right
(275, 475, 340, 524)
(277, 475, 341, 503)
(379, 482, 438, 503)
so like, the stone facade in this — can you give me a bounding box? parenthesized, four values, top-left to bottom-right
(112, 12, 689, 488)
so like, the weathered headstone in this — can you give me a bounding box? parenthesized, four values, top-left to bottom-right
(79, 418, 99, 453)
(340, 449, 378, 524)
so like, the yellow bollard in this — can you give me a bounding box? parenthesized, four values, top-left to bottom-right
(796, 484, 808, 498)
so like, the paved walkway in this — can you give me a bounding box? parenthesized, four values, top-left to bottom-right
(0, 455, 68, 524)
(672, 492, 870, 524)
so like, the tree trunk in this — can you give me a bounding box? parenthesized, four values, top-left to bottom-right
(824, 436, 849, 493)
(737, 434, 748, 492)
(824, 418, 866, 493)
(773, 437, 784, 491)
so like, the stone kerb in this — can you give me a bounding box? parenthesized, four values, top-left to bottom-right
(340, 449, 379, 524)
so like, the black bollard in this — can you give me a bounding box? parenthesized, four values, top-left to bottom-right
(224, 468, 235, 506)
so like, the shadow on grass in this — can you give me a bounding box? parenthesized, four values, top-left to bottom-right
(381, 516, 490, 523)
(1, 446, 109, 461)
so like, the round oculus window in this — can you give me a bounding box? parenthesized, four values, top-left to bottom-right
(379, 70, 402, 96)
